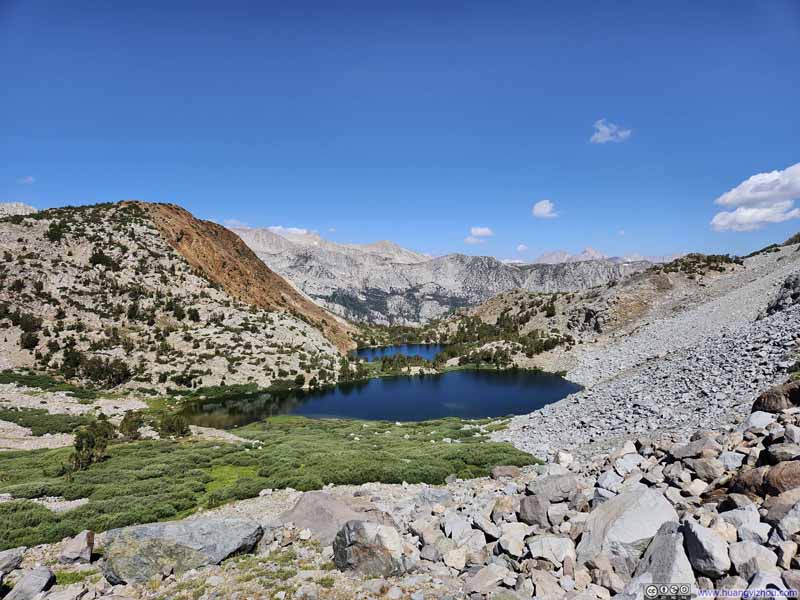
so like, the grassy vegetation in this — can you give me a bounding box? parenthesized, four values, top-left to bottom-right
(0, 416, 535, 550)
(0, 370, 100, 400)
(0, 407, 94, 436)
(55, 569, 99, 585)
(654, 253, 742, 277)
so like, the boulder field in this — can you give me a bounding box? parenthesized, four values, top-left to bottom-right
(4, 379, 800, 598)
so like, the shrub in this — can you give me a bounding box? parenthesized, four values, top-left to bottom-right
(157, 413, 190, 438)
(88, 249, 120, 271)
(0, 408, 92, 436)
(0, 417, 536, 549)
(118, 412, 144, 441)
(20, 331, 39, 350)
(70, 416, 116, 472)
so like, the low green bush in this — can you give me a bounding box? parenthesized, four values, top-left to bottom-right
(0, 416, 536, 549)
(0, 408, 93, 436)
(0, 370, 99, 400)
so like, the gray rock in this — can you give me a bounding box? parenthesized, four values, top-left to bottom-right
(102, 515, 263, 584)
(277, 491, 382, 545)
(576, 488, 678, 572)
(719, 504, 761, 529)
(518, 495, 550, 527)
(775, 503, 800, 540)
(442, 545, 467, 570)
(465, 563, 513, 595)
(59, 530, 94, 564)
(42, 584, 88, 600)
(685, 458, 725, 482)
(786, 424, 800, 444)
(333, 520, 416, 577)
(670, 437, 722, 459)
(547, 502, 570, 525)
(651, 531, 700, 588)
(473, 513, 502, 540)
(614, 454, 644, 476)
(741, 411, 777, 431)
(719, 452, 746, 471)
(738, 522, 771, 544)
(765, 492, 800, 539)
(527, 474, 579, 503)
(680, 519, 731, 577)
(415, 487, 453, 507)
(0, 546, 26, 579)
(498, 522, 530, 558)
(529, 570, 565, 598)
(419, 544, 441, 562)
(597, 470, 624, 493)
(777, 541, 798, 569)
(717, 575, 749, 591)
(594, 487, 617, 504)
(526, 535, 576, 566)
(461, 529, 489, 566)
(442, 512, 473, 544)
(748, 571, 788, 593)
(5, 566, 54, 600)
(783, 570, 800, 591)
(624, 522, 696, 593)
(767, 443, 800, 463)
(491, 465, 522, 479)
(729, 541, 779, 580)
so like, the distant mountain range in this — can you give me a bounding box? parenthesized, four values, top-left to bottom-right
(533, 247, 682, 265)
(233, 227, 652, 325)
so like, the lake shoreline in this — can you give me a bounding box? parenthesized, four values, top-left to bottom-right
(178, 367, 581, 429)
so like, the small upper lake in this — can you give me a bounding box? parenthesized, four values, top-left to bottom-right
(355, 343, 446, 362)
(180, 369, 581, 429)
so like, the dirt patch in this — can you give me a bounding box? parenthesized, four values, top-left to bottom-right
(139, 202, 356, 352)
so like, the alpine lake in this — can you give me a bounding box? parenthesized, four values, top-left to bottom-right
(180, 344, 581, 428)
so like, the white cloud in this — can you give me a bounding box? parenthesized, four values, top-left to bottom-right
(267, 226, 311, 236)
(223, 218, 252, 229)
(17, 176, 35, 184)
(469, 226, 494, 237)
(618, 229, 625, 236)
(532, 199, 558, 219)
(590, 119, 632, 144)
(464, 235, 484, 245)
(711, 163, 800, 232)
(711, 202, 800, 232)
(516, 243, 528, 253)
(328, 227, 336, 233)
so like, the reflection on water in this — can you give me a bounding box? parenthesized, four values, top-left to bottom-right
(180, 369, 581, 429)
(355, 344, 447, 362)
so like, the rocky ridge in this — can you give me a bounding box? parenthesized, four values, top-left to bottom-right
(0, 201, 349, 390)
(234, 226, 651, 325)
(0, 203, 37, 218)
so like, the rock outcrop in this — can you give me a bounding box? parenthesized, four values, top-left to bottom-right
(102, 516, 263, 584)
(0, 202, 37, 217)
(333, 520, 418, 577)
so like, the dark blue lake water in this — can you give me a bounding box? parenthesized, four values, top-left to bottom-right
(355, 344, 446, 362)
(181, 369, 581, 429)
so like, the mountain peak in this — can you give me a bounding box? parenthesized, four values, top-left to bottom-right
(0, 202, 37, 217)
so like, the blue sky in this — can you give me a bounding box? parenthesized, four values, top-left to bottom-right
(1, 1, 799, 259)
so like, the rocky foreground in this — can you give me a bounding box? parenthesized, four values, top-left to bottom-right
(3, 377, 800, 599)
(494, 258, 800, 461)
